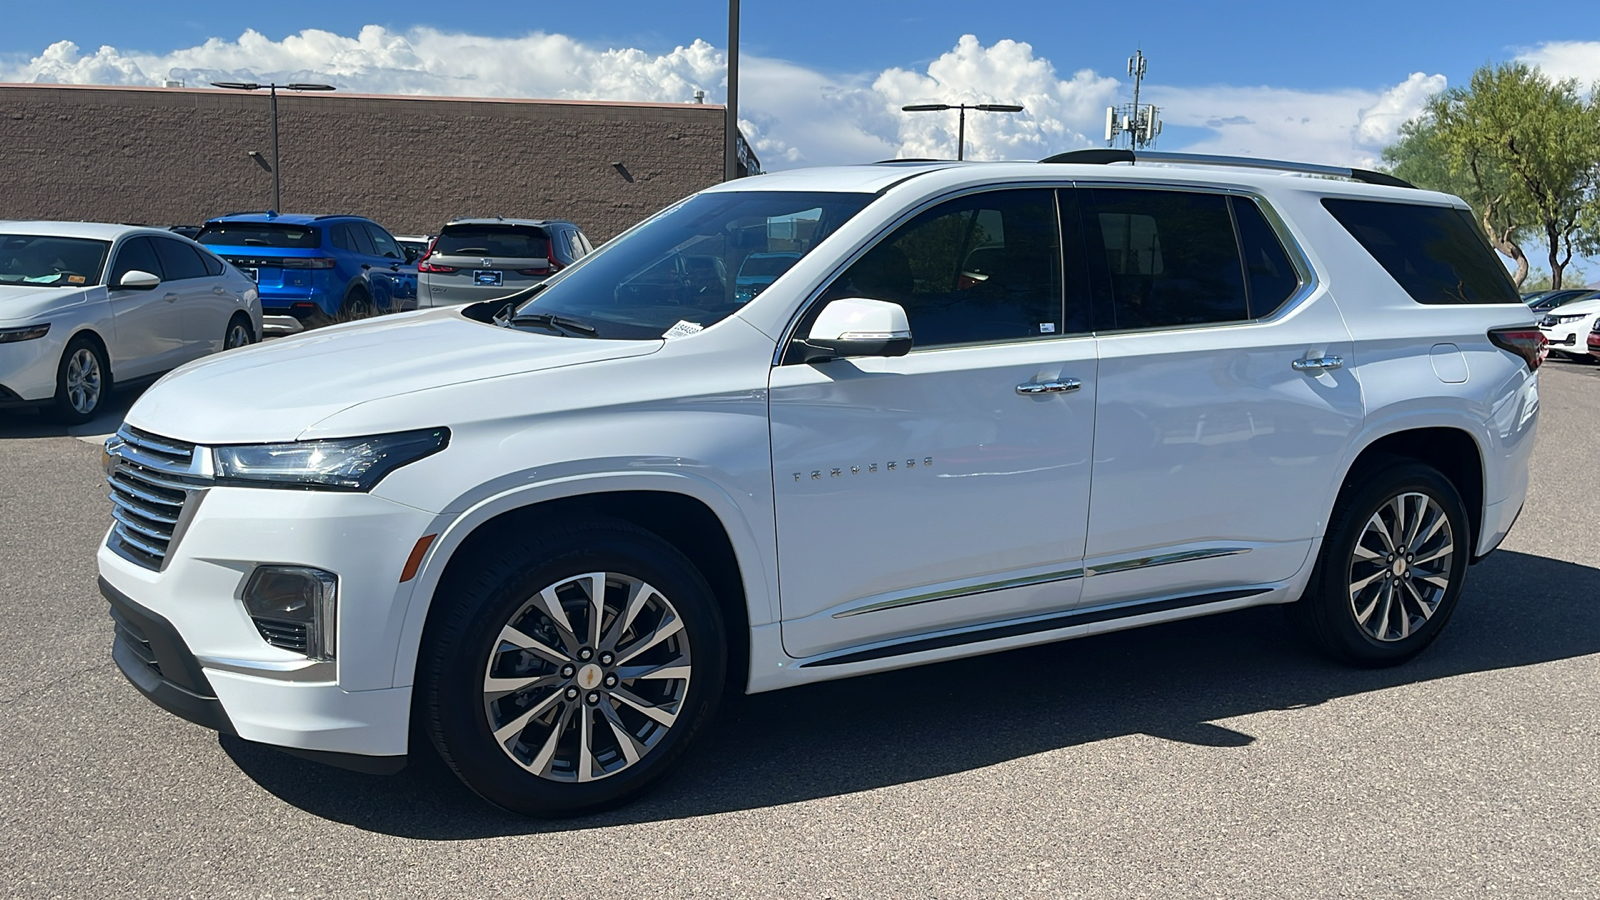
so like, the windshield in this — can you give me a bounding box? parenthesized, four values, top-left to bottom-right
(196, 223, 322, 249)
(0, 235, 111, 287)
(511, 191, 875, 339)
(435, 225, 549, 258)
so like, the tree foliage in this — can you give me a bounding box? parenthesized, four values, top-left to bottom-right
(1391, 62, 1600, 290)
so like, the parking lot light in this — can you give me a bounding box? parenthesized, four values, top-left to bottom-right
(210, 81, 337, 212)
(900, 101, 1026, 160)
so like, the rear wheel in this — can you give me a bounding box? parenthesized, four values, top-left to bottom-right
(1292, 461, 1470, 667)
(224, 314, 255, 350)
(51, 337, 110, 425)
(418, 519, 725, 816)
(340, 286, 376, 321)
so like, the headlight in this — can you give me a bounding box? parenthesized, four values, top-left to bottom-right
(212, 427, 449, 491)
(1553, 314, 1584, 324)
(0, 323, 50, 343)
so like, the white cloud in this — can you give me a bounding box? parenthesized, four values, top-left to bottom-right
(1515, 40, 1600, 88)
(1, 27, 1446, 170)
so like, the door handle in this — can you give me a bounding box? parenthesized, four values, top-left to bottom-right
(1016, 378, 1082, 395)
(212, 286, 226, 295)
(1292, 356, 1344, 372)
(162, 292, 179, 303)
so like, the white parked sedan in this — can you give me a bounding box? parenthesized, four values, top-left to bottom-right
(0, 222, 262, 423)
(1538, 296, 1600, 362)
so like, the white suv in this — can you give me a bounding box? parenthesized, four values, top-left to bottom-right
(98, 151, 1542, 816)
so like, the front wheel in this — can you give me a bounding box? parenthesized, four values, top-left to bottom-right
(1291, 461, 1471, 667)
(418, 520, 725, 816)
(51, 337, 110, 425)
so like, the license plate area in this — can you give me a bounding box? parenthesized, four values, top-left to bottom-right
(473, 270, 503, 287)
(239, 267, 258, 282)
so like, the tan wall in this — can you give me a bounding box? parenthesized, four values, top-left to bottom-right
(0, 84, 726, 241)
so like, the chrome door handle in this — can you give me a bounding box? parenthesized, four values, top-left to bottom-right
(1292, 356, 1344, 372)
(213, 286, 227, 295)
(162, 292, 179, 303)
(1017, 378, 1082, 395)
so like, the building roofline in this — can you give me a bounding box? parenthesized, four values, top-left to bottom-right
(0, 81, 725, 112)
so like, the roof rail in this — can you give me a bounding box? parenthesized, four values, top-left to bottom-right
(871, 158, 948, 165)
(1038, 149, 1416, 189)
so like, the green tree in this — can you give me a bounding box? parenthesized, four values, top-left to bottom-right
(1384, 116, 1532, 286)
(1427, 63, 1600, 290)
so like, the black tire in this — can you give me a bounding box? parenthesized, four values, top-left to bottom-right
(418, 518, 726, 817)
(224, 314, 255, 350)
(340, 286, 376, 321)
(50, 336, 111, 425)
(1291, 461, 1471, 667)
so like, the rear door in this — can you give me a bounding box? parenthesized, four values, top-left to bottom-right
(423, 224, 554, 306)
(1074, 185, 1363, 609)
(363, 223, 416, 310)
(105, 237, 186, 377)
(152, 237, 229, 360)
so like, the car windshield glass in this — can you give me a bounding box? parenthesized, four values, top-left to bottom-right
(0, 235, 111, 286)
(435, 226, 549, 258)
(512, 191, 874, 339)
(195, 223, 322, 249)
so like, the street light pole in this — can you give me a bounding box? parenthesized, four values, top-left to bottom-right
(211, 81, 336, 212)
(901, 102, 1025, 161)
(724, 0, 740, 181)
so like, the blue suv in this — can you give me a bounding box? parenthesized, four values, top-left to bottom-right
(195, 213, 418, 330)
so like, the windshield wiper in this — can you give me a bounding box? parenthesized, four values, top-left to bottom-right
(508, 312, 599, 337)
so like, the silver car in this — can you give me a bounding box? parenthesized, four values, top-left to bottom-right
(417, 218, 593, 307)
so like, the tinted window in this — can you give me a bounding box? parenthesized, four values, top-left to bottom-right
(1232, 197, 1301, 317)
(197, 247, 225, 276)
(0, 234, 112, 287)
(364, 224, 402, 259)
(1084, 189, 1247, 329)
(515, 191, 873, 340)
(109, 237, 163, 286)
(196, 223, 321, 249)
(825, 189, 1067, 348)
(1322, 198, 1519, 304)
(153, 238, 209, 281)
(436, 225, 550, 259)
(330, 224, 356, 253)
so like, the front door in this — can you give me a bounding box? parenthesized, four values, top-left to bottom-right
(106, 236, 188, 378)
(771, 188, 1099, 660)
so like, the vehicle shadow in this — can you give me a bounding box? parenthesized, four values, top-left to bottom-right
(0, 385, 142, 440)
(223, 548, 1600, 838)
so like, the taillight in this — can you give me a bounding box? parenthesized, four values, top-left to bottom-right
(279, 257, 337, 269)
(417, 259, 456, 273)
(517, 259, 563, 277)
(1488, 327, 1547, 371)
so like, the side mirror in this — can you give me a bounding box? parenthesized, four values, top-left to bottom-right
(402, 247, 420, 263)
(117, 270, 161, 291)
(795, 297, 912, 363)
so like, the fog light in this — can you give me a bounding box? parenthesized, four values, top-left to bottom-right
(242, 566, 337, 660)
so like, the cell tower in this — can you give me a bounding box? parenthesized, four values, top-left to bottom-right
(1105, 49, 1162, 149)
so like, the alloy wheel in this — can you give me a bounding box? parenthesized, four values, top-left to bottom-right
(65, 347, 102, 415)
(482, 571, 692, 783)
(225, 322, 252, 349)
(1348, 491, 1454, 642)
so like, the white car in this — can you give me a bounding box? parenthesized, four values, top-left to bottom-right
(0, 222, 262, 423)
(1538, 296, 1600, 361)
(99, 152, 1539, 816)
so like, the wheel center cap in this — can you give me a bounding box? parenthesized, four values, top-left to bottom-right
(576, 663, 604, 690)
(1392, 558, 1409, 577)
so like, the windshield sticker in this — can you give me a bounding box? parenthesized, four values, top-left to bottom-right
(68, 275, 87, 284)
(662, 320, 704, 339)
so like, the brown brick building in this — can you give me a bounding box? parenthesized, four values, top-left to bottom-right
(0, 83, 732, 241)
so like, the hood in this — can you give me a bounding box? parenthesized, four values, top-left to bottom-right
(127, 308, 662, 443)
(0, 283, 95, 322)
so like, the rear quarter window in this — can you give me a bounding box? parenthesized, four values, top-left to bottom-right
(1321, 198, 1519, 305)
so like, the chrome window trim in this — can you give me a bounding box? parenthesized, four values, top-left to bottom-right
(771, 179, 1323, 364)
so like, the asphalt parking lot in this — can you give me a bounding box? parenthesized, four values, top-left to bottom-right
(1, 360, 1597, 899)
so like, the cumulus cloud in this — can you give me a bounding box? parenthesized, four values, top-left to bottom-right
(1515, 40, 1600, 88)
(1, 27, 1445, 169)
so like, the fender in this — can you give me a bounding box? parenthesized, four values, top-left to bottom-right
(384, 467, 780, 689)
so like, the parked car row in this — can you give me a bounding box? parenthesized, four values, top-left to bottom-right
(1, 212, 598, 422)
(1538, 293, 1600, 362)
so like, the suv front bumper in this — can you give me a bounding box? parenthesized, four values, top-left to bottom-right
(97, 484, 437, 766)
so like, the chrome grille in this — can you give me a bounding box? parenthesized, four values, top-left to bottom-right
(106, 426, 203, 571)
